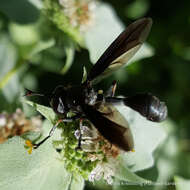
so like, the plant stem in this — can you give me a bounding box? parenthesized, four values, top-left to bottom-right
(0, 61, 23, 89)
(61, 45, 75, 75)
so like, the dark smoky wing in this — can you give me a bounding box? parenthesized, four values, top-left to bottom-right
(81, 104, 134, 151)
(86, 18, 152, 84)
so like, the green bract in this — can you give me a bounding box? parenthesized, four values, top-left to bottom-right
(53, 121, 100, 180)
(43, 0, 83, 45)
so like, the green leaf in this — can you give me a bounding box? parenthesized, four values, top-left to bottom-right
(9, 23, 40, 46)
(28, 38, 55, 58)
(24, 100, 57, 124)
(61, 42, 75, 75)
(0, 0, 40, 24)
(84, 3, 154, 65)
(175, 176, 190, 190)
(125, 0, 149, 19)
(115, 155, 150, 184)
(0, 104, 81, 190)
(70, 175, 85, 190)
(0, 35, 17, 79)
(9, 22, 55, 60)
(115, 105, 167, 172)
(0, 135, 72, 190)
(154, 120, 179, 186)
(0, 34, 20, 103)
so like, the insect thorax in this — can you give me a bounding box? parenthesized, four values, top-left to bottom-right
(83, 87, 98, 106)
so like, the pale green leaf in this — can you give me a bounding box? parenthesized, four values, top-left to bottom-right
(115, 155, 150, 184)
(0, 36, 17, 79)
(28, 39, 55, 58)
(24, 100, 57, 124)
(115, 105, 167, 172)
(9, 23, 39, 46)
(175, 176, 190, 190)
(0, 135, 71, 190)
(0, 120, 70, 190)
(154, 120, 179, 189)
(70, 175, 85, 190)
(23, 101, 62, 141)
(61, 42, 75, 75)
(0, 34, 20, 103)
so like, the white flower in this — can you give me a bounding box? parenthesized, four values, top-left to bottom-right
(89, 158, 116, 184)
(58, 0, 96, 31)
(73, 120, 119, 184)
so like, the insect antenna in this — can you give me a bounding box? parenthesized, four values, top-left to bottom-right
(23, 88, 51, 99)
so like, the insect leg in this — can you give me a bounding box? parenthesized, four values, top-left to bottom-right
(23, 88, 45, 97)
(33, 120, 62, 149)
(32, 114, 85, 149)
(106, 80, 117, 97)
(23, 88, 52, 101)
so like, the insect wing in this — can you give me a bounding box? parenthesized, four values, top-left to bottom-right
(82, 103, 134, 151)
(87, 18, 152, 84)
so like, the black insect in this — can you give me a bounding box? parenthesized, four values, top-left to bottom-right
(25, 18, 167, 152)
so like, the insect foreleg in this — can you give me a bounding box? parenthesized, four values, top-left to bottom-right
(33, 120, 62, 149)
(32, 114, 85, 149)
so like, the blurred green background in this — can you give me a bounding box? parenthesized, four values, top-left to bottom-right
(0, 0, 190, 189)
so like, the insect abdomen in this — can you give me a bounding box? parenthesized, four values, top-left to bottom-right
(124, 93, 167, 122)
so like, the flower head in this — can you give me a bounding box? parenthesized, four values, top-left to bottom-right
(0, 109, 42, 144)
(53, 119, 122, 184)
(59, 0, 96, 31)
(43, 0, 96, 44)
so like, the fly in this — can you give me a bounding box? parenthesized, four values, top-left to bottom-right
(25, 18, 167, 152)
